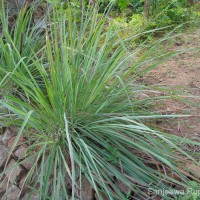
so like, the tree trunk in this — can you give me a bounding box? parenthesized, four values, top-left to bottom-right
(151, 0, 156, 16)
(88, 0, 96, 6)
(80, 0, 83, 10)
(144, 0, 150, 19)
(188, 0, 194, 5)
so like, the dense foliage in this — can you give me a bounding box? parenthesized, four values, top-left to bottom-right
(65, 0, 199, 30)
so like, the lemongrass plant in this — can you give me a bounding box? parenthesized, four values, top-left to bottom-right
(0, 3, 199, 200)
(0, 2, 45, 94)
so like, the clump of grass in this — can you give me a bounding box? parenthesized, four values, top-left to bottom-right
(0, 2, 45, 95)
(0, 4, 200, 200)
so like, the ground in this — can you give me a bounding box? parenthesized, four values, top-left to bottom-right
(144, 26, 200, 158)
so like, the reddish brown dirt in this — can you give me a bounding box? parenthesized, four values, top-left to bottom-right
(145, 27, 200, 147)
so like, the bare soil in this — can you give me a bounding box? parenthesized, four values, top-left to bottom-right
(144, 27, 200, 154)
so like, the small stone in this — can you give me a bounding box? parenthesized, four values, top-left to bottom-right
(0, 143, 9, 169)
(14, 144, 28, 159)
(5, 159, 23, 184)
(0, 177, 9, 193)
(1, 185, 20, 200)
(19, 175, 27, 189)
(9, 127, 20, 135)
(21, 157, 34, 170)
(0, 128, 14, 145)
(21, 192, 39, 200)
(7, 135, 26, 149)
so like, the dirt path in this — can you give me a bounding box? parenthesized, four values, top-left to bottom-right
(145, 27, 200, 155)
